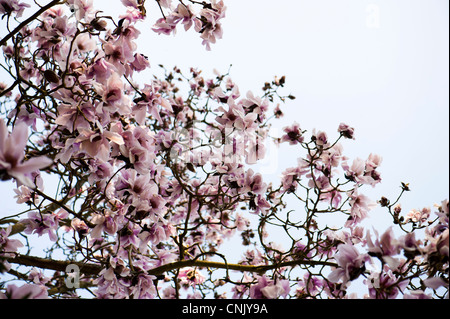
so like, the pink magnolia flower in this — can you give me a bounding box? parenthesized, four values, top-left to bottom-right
(91, 210, 118, 238)
(242, 169, 267, 195)
(366, 227, 402, 270)
(102, 73, 125, 106)
(158, 0, 172, 8)
(130, 53, 150, 73)
(0, 226, 24, 271)
(71, 218, 90, 237)
(0, 120, 53, 187)
(251, 195, 271, 215)
(365, 153, 382, 171)
(241, 91, 269, 122)
(328, 243, 368, 283)
(87, 57, 114, 83)
(28, 268, 50, 285)
(20, 210, 68, 241)
(424, 228, 449, 261)
(320, 189, 343, 209)
(405, 207, 431, 225)
(131, 83, 172, 125)
(281, 122, 304, 145)
(296, 273, 323, 298)
(249, 275, 290, 299)
(399, 231, 423, 259)
(215, 98, 256, 130)
(67, 0, 95, 21)
(138, 221, 174, 252)
(312, 129, 328, 147)
(94, 257, 131, 298)
(366, 265, 408, 299)
(13, 185, 39, 204)
(194, 0, 226, 50)
(54, 101, 96, 133)
(152, 17, 177, 36)
(178, 267, 205, 287)
(74, 32, 97, 53)
(338, 123, 355, 139)
(173, 3, 195, 31)
(343, 157, 365, 182)
(281, 160, 309, 193)
(0, 284, 48, 299)
(129, 273, 157, 299)
(345, 189, 376, 227)
(74, 126, 124, 163)
(403, 290, 432, 299)
(0, 0, 30, 18)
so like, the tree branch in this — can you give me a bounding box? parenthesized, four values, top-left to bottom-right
(7, 254, 102, 276)
(7, 254, 337, 278)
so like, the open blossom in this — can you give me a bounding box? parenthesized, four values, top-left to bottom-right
(28, 268, 50, 285)
(152, 17, 177, 35)
(366, 265, 408, 299)
(91, 210, 118, 238)
(281, 160, 309, 193)
(130, 53, 150, 73)
(179, 267, 205, 287)
(345, 189, 377, 227)
(71, 218, 89, 237)
(249, 275, 290, 299)
(296, 273, 323, 298)
(0, 284, 48, 299)
(173, 3, 195, 31)
(328, 244, 368, 284)
(1, 226, 24, 271)
(13, 185, 39, 204)
(281, 122, 303, 145)
(338, 123, 355, 139)
(0, 0, 30, 18)
(366, 227, 402, 270)
(66, 0, 95, 21)
(312, 129, 328, 147)
(0, 120, 53, 187)
(405, 207, 431, 225)
(194, 0, 226, 50)
(74, 126, 125, 163)
(215, 98, 257, 130)
(20, 210, 69, 242)
(403, 290, 433, 299)
(129, 274, 157, 299)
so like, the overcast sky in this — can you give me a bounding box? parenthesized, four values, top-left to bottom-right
(107, 0, 448, 222)
(153, 0, 449, 219)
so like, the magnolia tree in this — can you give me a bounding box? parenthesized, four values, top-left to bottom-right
(0, 0, 448, 299)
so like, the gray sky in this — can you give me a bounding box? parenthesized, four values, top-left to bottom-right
(111, 0, 449, 221)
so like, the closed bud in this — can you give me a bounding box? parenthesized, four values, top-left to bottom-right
(91, 18, 107, 31)
(43, 69, 59, 83)
(378, 196, 390, 207)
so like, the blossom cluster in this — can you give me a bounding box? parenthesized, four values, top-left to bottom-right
(0, 0, 448, 299)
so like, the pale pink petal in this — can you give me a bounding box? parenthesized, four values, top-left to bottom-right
(12, 156, 53, 174)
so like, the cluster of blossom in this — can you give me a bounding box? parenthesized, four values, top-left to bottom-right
(0, 0, 448, 299)
(0, 0, 30, 18)
(152, 0, 226, 50)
